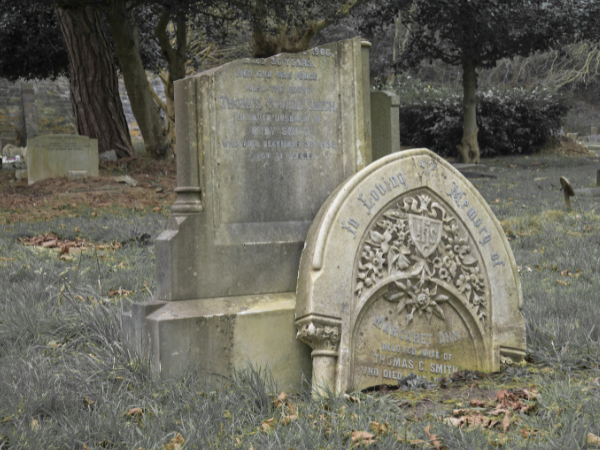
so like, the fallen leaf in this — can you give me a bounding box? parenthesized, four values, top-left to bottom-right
(42, 239, 57, 248)
(452, 409, 473, 417)
(286, 402, 298, 414)
(502, 412, 511, 432)
(556, 279, 570, 286)
(509, 164, 517, 168)
(162, 433, 184, 450)
(31, 418, 39, 431)
(369, 421, 390, 435)
(125, 407, 144, 417)
(59, 245, 70, 255)
(424, 425, 444, 449)
(83, 396, 95, 407)
(262, 418, 275, 433)
(533, 177, 547, 181)
(444, 417, 463, 427)
(273, 392, 287, 408)
(587, 433, 600, 445)
(344, 393, 361, 405)
(351, 430, 375, 446)
(470, 399, 486, 408)
(280, 414, 297, 425)
(107, 288, 132, 296)
(520, 428, 538, 438)
(152, 206, 162, 212)
(492, 199, 500, 204)
(155, 187, 164, 193)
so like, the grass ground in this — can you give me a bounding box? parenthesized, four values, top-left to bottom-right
(2, 151, 600, 449)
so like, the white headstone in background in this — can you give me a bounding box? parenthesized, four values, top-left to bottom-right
(27, 135, 98, 185)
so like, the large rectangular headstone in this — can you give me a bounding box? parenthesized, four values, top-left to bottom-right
(123, 37, 373, 390)
(296, 149, 525, 394)
(27, 135, 98, 185)
(157, 37, 372, 301)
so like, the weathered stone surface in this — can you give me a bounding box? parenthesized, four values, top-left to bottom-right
(113, 175, 137, 186)
(15, 169, 27, 180)
(296, 148, 525, 394)
(370, 90, 400, 161)
(27, 135, 99, 185)
(122, 293, 312, 391)
(67, 170, 88, 180)
(158, 36, 372, 301)
(123, 37, 373, 388)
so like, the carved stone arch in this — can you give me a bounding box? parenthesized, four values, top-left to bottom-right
(296, 149, 525, 394)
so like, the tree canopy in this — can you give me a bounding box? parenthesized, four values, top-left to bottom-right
(361, 0, 587, 162)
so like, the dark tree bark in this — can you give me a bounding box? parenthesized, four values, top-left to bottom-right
(106, 0, 169, 159)
(56, 7, 134, 158)
(458, 57, 480, 163)
(155, 10, 188, 154)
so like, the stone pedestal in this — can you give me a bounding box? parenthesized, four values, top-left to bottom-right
(122, 293, 312, 391)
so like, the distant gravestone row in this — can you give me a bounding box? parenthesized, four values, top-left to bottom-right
(110, 36, 526, 394)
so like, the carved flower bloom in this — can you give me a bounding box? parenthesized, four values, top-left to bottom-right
(443, 256, 458, 277)
(369, 229, 393, 254)
(390, 244, 412, 271)
(388, 280, 449, 325)
(471, 294, 486, 320)
(438, 268, 451, 283)
(468, 267, 486, 291)
(359, 245, 385, 279)
(369, 250, 385, 276)
(455, 274, 472, 296)
(432, 257, 443, 269)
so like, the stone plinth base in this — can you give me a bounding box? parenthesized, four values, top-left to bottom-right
(122, 293, 312, 392)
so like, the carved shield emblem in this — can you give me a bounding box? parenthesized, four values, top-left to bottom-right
(408, 214, 443, 258)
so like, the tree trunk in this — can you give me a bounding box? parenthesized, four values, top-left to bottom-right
(155, 10, 188, 155)
(105, 0, 169, 159)
(56, 7, 134, 159)
(457, 56, 480, 163)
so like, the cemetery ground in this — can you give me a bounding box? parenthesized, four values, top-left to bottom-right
(4, 144, 600, 449)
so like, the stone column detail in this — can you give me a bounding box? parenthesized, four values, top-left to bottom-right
(296, 315, 342, 395)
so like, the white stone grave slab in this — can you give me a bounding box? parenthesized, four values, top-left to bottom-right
(296, 148, 525, 394)
(27, 135, 98, 185)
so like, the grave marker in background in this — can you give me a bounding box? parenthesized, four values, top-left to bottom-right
(27, 135, 98, 185)
(371, 90, 400, 160)
(296, 149, 525, 394)
(123, 37, 373, 390)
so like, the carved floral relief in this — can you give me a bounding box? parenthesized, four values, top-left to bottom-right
(355, 193, 488, 324)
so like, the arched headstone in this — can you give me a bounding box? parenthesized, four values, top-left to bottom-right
(296, 149, 525, 394)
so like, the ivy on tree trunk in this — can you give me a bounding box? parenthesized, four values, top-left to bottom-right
(56, 7, 134, 158)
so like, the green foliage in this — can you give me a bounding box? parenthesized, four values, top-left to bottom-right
(0, 3, 69, 81)
(397, 79, 571, 156)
